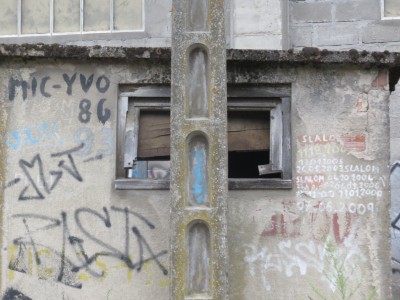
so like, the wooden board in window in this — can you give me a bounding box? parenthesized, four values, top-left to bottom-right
(228, 111, 270, 152)
(137, 110, 270, 158)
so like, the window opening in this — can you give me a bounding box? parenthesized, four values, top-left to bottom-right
(116, 86, 292, 189)
(127, 110, 171, 180)
(389, 68, 400, 93)
(227, 110, 275, 179)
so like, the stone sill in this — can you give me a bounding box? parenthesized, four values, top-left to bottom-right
(114, 178, 293, 190)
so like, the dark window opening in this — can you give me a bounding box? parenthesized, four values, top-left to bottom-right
(389, 68, 400, 92)
(227, 110, 280, 179)
(229, 150, 271, 178)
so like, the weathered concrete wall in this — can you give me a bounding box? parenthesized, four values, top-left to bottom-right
(227, 65, 391, 299)
(231, 0, 287, 49)
(0, 56, 391, 299)
(390, 84, 400, 298)
(0, 59, 171, 299)
(290, 0, 400, 51)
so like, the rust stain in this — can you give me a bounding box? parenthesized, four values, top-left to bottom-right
(355, 93, 368, 112)
(341, 134, 366, 152)
(371, 70, 388, 89)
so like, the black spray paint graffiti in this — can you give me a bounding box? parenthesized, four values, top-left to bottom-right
(9, 207, 168, 289)
(3, 288, 31, 300)
(4, 143, 102, 200)
(9, 74, 110, 101)
(8, 74, 111, 125)
(78, 98, 111, 125)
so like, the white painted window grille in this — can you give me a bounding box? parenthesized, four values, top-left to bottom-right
(381, 0, 400, 19)
(115, 85, 292, 190)
(0, 0, 144, 37)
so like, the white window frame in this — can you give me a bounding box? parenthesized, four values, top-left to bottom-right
(0, 0, 145, 39)
(381, 0, 400, 20)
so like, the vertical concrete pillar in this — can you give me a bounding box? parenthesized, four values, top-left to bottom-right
(170, 0, 228, 299)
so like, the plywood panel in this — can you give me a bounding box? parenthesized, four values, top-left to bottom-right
(138, 110, 170, 158)
(137, 110, 270, 158)
(228, 111, 270, 151)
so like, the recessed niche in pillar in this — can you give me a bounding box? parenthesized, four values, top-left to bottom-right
(188, 0, 209, 31)
(188, 47, 209, 118)
(188, 135, 208, 206)
(188, 222, 210, 294)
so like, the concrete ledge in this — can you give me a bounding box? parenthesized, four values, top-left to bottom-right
(1, 44, 400, 67)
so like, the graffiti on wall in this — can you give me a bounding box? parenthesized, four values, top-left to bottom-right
(247, 223, 366, 292)
(6, 73, 114, 154)
(3, 143, 105, 200)
(297, 134, 385, 200)
(244, 131, 383, 294)
(6, 121, 64, 152)
(261, 206, 373, 245)
(9, 206, 168, 288)
(3, 288, 31, 300)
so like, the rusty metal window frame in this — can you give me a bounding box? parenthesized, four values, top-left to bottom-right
(115, 85, 292, 190)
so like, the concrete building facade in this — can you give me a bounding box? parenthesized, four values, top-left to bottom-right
(0, 0, 398, 299)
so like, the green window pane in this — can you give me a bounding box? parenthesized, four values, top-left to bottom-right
(114, 0, 143, 30)
(84, 0, 110, 31)
(385, 0, 400, 17)
(0, 0, 18, 35)
(22, 0, 50, 34)
(54, 0, 80, 33)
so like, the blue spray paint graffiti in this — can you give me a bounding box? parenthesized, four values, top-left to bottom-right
(192, 143, 207, 204)
(6, 121, 63, 151)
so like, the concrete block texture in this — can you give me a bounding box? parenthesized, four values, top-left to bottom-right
(145, 0, 171, 37)
(289, 25, 313, 47)
(316, 24, 360, 46)
(362, 22, 400, 44)
(233, 0, 283, 49)
(334, 0, 380, 22)
(234, 34, 282, 49)
(291, 1, 332, 23)
(233, 0, 282, 34)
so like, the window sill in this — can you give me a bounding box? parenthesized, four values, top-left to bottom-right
(114, 178, 292, 190)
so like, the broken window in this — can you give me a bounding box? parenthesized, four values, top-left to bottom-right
(115, 85, 292, 189)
